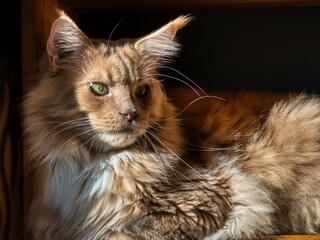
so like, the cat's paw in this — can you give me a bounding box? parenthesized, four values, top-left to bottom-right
(109, 232, 135, 240)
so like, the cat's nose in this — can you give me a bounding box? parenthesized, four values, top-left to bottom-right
(119, 109, 139, 122)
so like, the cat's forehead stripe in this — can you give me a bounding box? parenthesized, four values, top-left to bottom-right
(103, 46, 113, 57)
(114, 51, 131, 84)
(108, 47, 138, 85)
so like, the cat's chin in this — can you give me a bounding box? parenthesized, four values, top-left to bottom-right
(97, 131, 143, 148)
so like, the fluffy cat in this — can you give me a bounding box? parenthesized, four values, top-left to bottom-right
(23, 11, 320, 240)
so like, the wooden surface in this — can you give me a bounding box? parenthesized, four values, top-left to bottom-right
(272, 236, 320, 239)
(21, 0, 58, 90)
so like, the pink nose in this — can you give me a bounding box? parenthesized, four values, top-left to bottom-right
(119, 110, 139, 122)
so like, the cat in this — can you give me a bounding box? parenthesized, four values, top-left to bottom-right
(23, 11, 320, 240)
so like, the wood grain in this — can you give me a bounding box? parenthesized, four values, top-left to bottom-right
(59, 0, 320, 11)
(271, 235, 320, 240)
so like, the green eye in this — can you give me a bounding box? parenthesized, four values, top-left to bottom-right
(89, 82, 109, 96)
(136, 85, 149, 98)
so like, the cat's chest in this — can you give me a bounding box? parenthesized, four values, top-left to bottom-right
(45, 150, 159, 224)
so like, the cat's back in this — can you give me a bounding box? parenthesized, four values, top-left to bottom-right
(166, 86, 293, 153)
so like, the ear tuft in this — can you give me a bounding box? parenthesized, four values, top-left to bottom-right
(47, 11, 91, 70)
(135, 15, 192, 62)
(168, 15, 193, 35)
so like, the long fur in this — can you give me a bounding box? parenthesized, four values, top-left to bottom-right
(24, 12, 320, 239)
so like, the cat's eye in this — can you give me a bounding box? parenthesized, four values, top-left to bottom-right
(136, 85, 149, 98)
(89, 82, 109, 96)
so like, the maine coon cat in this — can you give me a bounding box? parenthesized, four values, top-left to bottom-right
(23, 11, 320, 239)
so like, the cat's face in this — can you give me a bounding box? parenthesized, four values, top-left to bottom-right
(72, 41, 165, 148)
(30, 12, 190, 151)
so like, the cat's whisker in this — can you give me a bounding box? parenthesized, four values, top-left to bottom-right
(88, 133, 100, 153)
(149, 73, 201, 97)
(146, 130, 212, 194)
(145, 130, 200, 186)
(25, 130, 59, 160)
(162, 66, 208, 96)
(25, 119, 92, 160)
(145, 128, 235, 193)
(21, 118, 89, 138)
(185, 147, 240, 152)
(70, 130, 98, 153)
(149, 123, 178, 131)
(149, 124, 238, 153)
(160, 95, 226, 121)
(143, 134, 172, 181)
(141, 62, 207, 98)
(37, 129, 93, 162)
(185, 142, 244, 152)
(106, 18, 124, 51)
(146, 130, 202, 178)
(40, 123, 89, 145)
(143, 135, 148, 149)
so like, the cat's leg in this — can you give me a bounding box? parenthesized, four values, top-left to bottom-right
(124, 167, 275, 240)
(205, 167, 276, 240)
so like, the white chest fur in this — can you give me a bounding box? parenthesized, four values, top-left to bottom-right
(41, 150, 162, 236)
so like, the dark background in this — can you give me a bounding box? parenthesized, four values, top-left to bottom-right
(0, 1, 23, 240)
(78, 7, 320, 93)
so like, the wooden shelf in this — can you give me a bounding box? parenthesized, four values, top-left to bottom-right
(59, 0, 320, 11)
(271, 235, 320, 240)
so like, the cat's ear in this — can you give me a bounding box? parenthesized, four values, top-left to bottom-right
(47, 11, 92, 70)
(135, 15, 192, 62)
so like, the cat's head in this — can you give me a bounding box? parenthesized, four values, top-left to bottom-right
(25, 12, 190, 154)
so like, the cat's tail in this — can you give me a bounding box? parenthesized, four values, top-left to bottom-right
(257, 94, 320, 153)
(243, 94, 320, 186)
(207, 94, 320, 240)
(242, 94, 320, 233)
